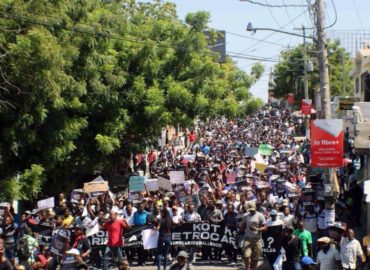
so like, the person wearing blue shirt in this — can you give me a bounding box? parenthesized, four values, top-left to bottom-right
(201, 144, 210, 155)
(133, 203, 149, 266)
(133, 203, 149, 226)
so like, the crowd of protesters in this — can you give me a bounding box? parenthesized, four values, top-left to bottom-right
(0, 105, 367, 270)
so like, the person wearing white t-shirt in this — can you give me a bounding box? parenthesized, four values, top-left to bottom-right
(170, 206, 183, 224)
(316, 237, 341, 270)
(280, 206, 295, 229)
(123, 203, 137, 225)
(340, 229, 365, 270)
(266, 210, 284, 227)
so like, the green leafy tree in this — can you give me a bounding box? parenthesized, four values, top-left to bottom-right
(0, 0, 263, 200)
(271, 40, 353, 102)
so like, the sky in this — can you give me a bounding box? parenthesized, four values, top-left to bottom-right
(158, 0, 370, 101)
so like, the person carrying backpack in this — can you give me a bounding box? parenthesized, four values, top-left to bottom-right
(18, 226, 38, 267)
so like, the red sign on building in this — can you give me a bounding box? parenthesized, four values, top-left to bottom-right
(311, 119, 343, 168)
(301, 99, 312, 115)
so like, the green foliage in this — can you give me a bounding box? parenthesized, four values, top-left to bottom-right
(271, 40, 353, 101)
(0, 164, 45, 201)
(0, 0, 263, 200)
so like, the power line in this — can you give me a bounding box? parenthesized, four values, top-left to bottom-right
(239, 0, 307, 8)
(227, 53, 280, 63)
(225, 31, 287, 47)
(351, 0, 364, 31)
(324, 0, 337, 29)
(0, 10, 283, 68)
(282, 0, 296, 28)
(0, 11, 211, 56)
(266, 1, 283, 28)
(234, 8, 310, 56)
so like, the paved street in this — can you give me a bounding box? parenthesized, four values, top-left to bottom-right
(129, 266, 241, 270)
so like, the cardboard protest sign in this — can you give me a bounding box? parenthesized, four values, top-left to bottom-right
(158, 177, 172, 191)
(258, 144, 274, 156)
(311, 119, 343, 167)
(278, 162, 287, 172)
(182, 155, 196, 162)
(262, 225, 283, 266)
(255, 162, 267, 173)
(244, 147, 259, 157)
(83, 181, 109, 193)
(129, 176, 145, 192)
(50, 229, 68, 256)
(255, 180, 270, 190)
(302, 188, 316, 206)
(144, 179, 159, 192)
(61, 254, 78, 269)
(226, 172, 237, 184)
(170, 171, 185, 184)
(37, 197, 55, 211)
(70, 189, 85, 204)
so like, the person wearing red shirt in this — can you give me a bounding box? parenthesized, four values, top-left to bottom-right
(147, 150, 157, 168)
(103, 210, 130, 270)
(188, 130, 196, 150)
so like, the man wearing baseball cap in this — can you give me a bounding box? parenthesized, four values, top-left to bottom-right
(239, 201, 267, 270)
(169, 251, 195, 270)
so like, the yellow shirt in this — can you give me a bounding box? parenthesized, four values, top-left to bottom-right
(62, 215, 74, 228)
(362, 235, 370, 257)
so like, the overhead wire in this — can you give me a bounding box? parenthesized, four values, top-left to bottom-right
(301, 0, 312, 26)
(351, 0, 364, 31)
(239, 0, 307, 8)
(324, 0, 337, 29)
(0, 7, 284, 68)
(225, 31, 287, 47)
(266, 0, 283, 29)
(232, 8, 310, 56)
(282, 0, 296, 28)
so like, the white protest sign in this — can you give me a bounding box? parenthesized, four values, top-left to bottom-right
(86, 223, 100, 237)
(82, 207, 88, 217)
(169, 171, 185, 184)
(0, 202, 11, 208)
(91, 176, 105, 182)
(145, 179, 159, 191)
(183, 155, 195, 162)
(325, 209, 335, 227)
(142, 229, 159, 250)
(37, 197, 55, 210)
(158, 176, 172, 191)
(364, 180, 370, 195)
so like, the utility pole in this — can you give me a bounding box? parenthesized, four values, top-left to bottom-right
(315, 0, 336, 222)
(316, 0, 331, 120)
(294, 25, 310, 137)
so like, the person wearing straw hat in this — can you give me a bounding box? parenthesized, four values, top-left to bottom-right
(169, 251, 195, 270)
(316, 237, 341, 270)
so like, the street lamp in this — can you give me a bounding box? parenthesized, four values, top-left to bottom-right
(246, 22, 315, 40)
